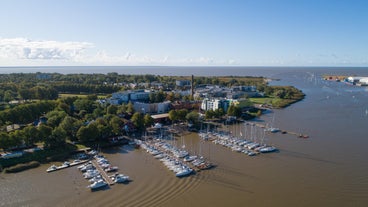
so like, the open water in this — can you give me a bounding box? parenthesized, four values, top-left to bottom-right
(0, 67, 368, 207)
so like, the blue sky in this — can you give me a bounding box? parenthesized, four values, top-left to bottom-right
(0, 0, 367, 66)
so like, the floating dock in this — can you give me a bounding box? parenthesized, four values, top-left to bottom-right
(91, 159, 115, 185)
(46, 159, 89, 173)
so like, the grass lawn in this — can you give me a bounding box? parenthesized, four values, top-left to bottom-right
(59, 93, 107, 99)
(249, 97, 301, 108)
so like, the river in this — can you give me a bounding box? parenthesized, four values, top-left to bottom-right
(1, 67, 368, 207)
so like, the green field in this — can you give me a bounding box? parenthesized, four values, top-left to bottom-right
(249, 97, 301, 108)
(59, 94, 107, 99)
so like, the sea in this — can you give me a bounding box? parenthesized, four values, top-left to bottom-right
(0, 66, 368, 207)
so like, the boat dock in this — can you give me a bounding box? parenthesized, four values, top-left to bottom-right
(91, 159, 115, 186)
(251, 123, 309, 138)
(47, 159, 89, 173)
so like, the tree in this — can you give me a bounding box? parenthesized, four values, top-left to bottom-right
(0, 132, 11, 149)
(110, 116, 123, 135)
(205, 110, 215, 119)
(227, 104, 241, 118)
(38, 124, 53, 144)
(23, 125, 40, 146)
(117, 104, 127, 114)
(144, 114, 154, 128)
(44, 127, 67, 149)
(59, 116, 81, 141)
(168, 110, 178, 122)
(126, 101, 135, 114)
(76, 123, 99, 143)
(107, 104, 118, 115)
(74, 98, 96, 113)
(131, 112, 144, 130)
(46, 110, 67, 128)
(177, 109, 188, 121)
(186, 111, 199, 125)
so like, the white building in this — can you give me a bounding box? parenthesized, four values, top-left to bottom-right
(201, 98, 230, 112)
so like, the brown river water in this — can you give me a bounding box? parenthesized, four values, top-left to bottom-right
(1, 67, 368, 207)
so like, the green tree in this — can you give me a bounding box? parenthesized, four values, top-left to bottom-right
(76, 123, 99, 143)
(107, 104, 118, 115)
(186, 111, 199, 125)
(44, 127, 67, 149)
(177, 109, 188, 121)
(38, 124, 53, 144)
(117, 104, 127, 114)
(59, 116, 81, 141)
(131, 112, 144, 130)
(46, 110, 67, 128)
(205, 110, 215, 119)
(168, 110, 178, 122)
(110, 116, 123, 135)
(144, 114, 154, 128)
(227, 105, 241, 118)
(23, 125, 40, 146)
(0, 132, 11, 149)
(126, 101, 135, 114)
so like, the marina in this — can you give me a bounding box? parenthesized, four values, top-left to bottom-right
(1, 67, 368, 207)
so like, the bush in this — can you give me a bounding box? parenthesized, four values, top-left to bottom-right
(4, 161, 40, 173)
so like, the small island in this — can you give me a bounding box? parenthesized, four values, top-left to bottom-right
(0, 73, 304, 172)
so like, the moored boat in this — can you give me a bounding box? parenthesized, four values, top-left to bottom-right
(88, 180, 108, 191)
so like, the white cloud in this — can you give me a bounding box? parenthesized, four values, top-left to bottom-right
(0, 37, 237, 66)
(0, 37, 93, 61)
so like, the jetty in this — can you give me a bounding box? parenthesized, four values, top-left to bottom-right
(46, 159, 89, 173)
(91, 159, 115, 185)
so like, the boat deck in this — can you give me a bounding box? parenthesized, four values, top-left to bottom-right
(47, 160, 89, 173)
(91, 160, 115, 186)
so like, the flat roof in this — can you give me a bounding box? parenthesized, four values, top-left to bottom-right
(151, 113, 169, 119)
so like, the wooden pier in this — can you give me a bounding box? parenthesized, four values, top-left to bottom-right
(91, 160, 115, 185)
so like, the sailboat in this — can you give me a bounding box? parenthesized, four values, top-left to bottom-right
(265, 113, 279, 133)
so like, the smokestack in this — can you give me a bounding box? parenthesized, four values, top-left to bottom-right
(191, 74, 194, 99)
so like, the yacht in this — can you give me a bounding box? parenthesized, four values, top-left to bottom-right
(88, 180, 108, 191)
(184, 155, 197, 162)
(46, 165, 58, 172)
(259, 146, 277, 153)
(113, 174, 130, 183)
(176, 167, 193, 177)
(105, 166, 119, 172)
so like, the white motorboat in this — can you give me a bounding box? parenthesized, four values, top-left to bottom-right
(259, 146, 277, 153)
(46, 165, 58, 172)
(105, 166, 119, 172)
(176, 168, 193, 177)
(184, 155, 197, 162)
(88, 180, 107, 191)
(113, 174, 130, 183)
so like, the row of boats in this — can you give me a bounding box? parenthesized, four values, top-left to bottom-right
(78, 154, 131, 191)
(137, 139, 212, 177)
(199, 131, 277, 156)
(46, 159, 89, 173)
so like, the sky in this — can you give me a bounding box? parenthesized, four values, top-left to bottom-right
(0, 0, 367, 67)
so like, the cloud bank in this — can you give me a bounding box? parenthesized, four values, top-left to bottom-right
(0, 37, 236, 66)
(0, 38, 93, 61)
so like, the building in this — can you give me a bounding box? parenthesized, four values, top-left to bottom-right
(176, 80, 191, 87)
(133, 101, 171, 114)
(109, 90, 150, 105)
(201, 98, 231, 112)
